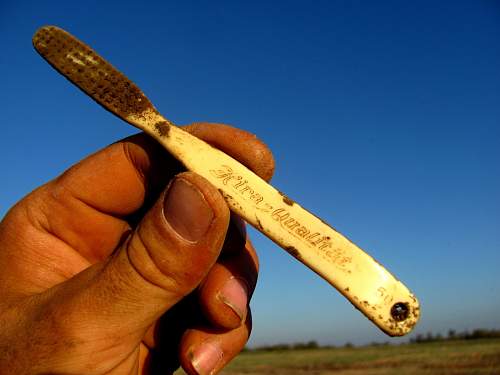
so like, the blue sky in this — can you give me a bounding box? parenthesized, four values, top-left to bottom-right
(1, 1, 499, 346)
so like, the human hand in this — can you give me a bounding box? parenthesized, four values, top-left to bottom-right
(0, 122, 275, 374)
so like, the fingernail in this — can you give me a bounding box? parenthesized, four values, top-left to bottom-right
(191, 341, 223, 375)
(218, 277, 249, 322)
(163, 178, 214, 242)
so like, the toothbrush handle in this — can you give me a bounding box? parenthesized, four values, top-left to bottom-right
(152, 124, 420, 337)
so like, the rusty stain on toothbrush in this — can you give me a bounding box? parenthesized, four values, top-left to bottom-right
(255, 216, 264, 231)
(154, 121, 171, 137)
(285, 246, 301, 259)
(218, 189, 243, 211)
(279, 191, 295, 206)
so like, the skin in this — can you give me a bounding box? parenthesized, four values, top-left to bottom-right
(0, 122, 275, 374)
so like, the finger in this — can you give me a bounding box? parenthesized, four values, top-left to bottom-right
(139, 344, 150, 374)
(140, 292, 201, 373)
(140, 215, 257, 352)
(35, 172, 230, 363)
(198, 219, 259, 329)
(179, 312, 252, 375)
(184, 122, 275, 182)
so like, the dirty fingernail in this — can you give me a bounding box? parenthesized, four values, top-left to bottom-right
(163, 178, 214, 242)
(218, 277, 249, 322)
(191, 341, 223, 375)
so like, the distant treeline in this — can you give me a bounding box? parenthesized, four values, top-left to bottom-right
(245, 341, 320, 352)
(246, 329, 500, 352)
(245, 340, 368, 352)
(410, 329, 500, 344)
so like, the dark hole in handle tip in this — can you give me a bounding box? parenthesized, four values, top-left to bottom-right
(391, 302, 410, 322)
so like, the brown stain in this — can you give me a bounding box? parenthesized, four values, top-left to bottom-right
(218, 189, 243, 211)
(154, 121, 170, 137)
(285, 246, 300, 259)
(218, 189, 233, 201)
(279, 191, 295, 206)
(32, 26, 159, 124)
(255, 216, 264, 231)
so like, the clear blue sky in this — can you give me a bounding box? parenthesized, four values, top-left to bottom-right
(1, 1, 499, 347)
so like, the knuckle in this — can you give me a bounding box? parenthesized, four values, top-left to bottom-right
(125, 230, 184, 293)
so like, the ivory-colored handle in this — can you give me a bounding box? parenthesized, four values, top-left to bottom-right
(33, 25, 420, 336)
(149, 124, 420, 336)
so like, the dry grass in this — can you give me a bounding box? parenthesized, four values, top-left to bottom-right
(175, 339, 500, 375)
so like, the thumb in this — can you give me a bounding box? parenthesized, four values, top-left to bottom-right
(112, 171, 230, 319)
(40, 172, 229, 348)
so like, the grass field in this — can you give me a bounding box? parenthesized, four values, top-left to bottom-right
(175, 339, 500, 375)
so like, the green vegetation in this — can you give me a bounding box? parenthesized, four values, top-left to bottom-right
(222, 339, 500, 374)
(174, 337, 500, 374)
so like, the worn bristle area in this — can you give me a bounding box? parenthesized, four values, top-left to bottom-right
(32, 26, 158, 120)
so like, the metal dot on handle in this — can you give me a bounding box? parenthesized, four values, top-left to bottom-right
(391, 302, 410, 322)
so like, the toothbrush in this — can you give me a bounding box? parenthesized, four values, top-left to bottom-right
(32, 25, 419, 336)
